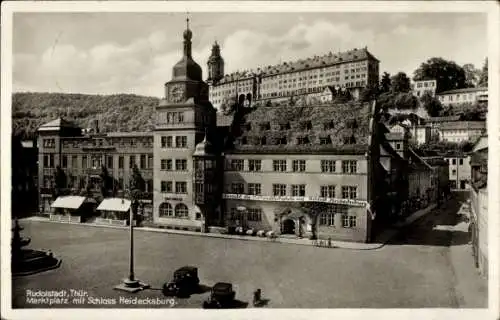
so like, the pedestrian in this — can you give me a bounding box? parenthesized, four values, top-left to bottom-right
(253, 288, 261, 306)
(327, 237, 332, 248)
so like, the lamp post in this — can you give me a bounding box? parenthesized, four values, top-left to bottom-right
(114, 193, 149, 293)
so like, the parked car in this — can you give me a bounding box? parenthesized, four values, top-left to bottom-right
(202, 282, 236, 309)
(162, 266, 200, 297)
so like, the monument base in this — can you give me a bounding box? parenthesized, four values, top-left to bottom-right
(114, 279, 150, 293)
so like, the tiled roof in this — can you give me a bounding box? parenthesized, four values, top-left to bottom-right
(439, 121, 486, 130)
(228, 101, 373, 153)
(427, 116, 461, 123)
(437, 87, 488, 95)
(216, 47, 378, 84)
(38, 117, 80, 131)
(385, 132, 404, 140)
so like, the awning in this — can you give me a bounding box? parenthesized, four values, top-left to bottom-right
(51, 196, 90, 210)
(97, 198, 131, 212)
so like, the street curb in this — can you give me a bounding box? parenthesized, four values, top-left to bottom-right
(20, 204, 437, 251)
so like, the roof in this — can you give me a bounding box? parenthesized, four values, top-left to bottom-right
(51, 196, 93, 209)
(427, 116, 461, 123)
(472, 135, 488, 152)
(215, 47, 378, 84)
(437, 87, 488, 95)
(228, 101, 373, 154)
(38, 118, 80, 132)
(97, 198, 131, 212)
(105, 132, 153, 137)
(385, 132, 404, 141)
(439, 121, 486, 131)
(216, 113, 233, 127)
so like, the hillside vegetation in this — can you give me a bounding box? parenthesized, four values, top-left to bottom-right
(12, 92, 159, 140)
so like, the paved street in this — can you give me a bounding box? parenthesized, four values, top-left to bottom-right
(12, 197, 486, 308)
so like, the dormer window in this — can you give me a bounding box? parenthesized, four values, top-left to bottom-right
(259, 122, 271, 131)
(279, 122, 291, 131)
(343, 135, 356, 144)
(319, 136, 332, 145)
(323, 120, 334, 130)
(278, 136, 287, 145)
(300, 121, 313, 131)
(296, 136, 310, 145)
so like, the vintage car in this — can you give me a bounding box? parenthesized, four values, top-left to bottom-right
(202, 282, 236, 309)
(162, 266, 200, 297)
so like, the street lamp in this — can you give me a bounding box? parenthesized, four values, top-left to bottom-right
(114, 194, 149, 293)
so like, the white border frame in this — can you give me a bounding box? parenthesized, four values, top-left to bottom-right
(1, 2, 499, 320)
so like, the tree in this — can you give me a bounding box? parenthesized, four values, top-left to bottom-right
(360, 84, 380, 102)
(420, 91, 443, 117)
(53, 166, 67, 199)
(298, 202, 330, 240)
(377, 92, 418, 111)
(478, 58, 488, 87)
(413, 57, 467, 93)
(99, 165, 113, 198)
(390, 72, 411, 93)
(462, 63, 480, 87)
(129, 164, 145, 220)
(380, 72, 391, 93)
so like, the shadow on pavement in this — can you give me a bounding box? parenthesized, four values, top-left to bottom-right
(387, 197, 471, 247)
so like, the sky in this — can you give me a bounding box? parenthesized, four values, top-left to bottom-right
(13, 12, 487, 98)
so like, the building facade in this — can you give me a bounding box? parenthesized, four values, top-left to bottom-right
(444, 154, 471, 191)
(207, 43, 380, 109)
(37, 119, 154, 217)
(438, 121, 486, 143)
(436, 87, 488, 107)
(469, 135, 488, 277)
(411, 79, 437, 98)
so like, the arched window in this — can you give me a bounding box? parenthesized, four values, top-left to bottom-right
(159, 202, 173, 217)
(175, 203, 189, 218)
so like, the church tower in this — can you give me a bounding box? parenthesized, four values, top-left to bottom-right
(153, 18, 218, 230)
(207, 41, 224, 85)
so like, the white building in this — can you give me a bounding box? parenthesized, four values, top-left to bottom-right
(412, 79, 437, 98)
(438, 121, 486, 143)
(436, 87, 488, 107)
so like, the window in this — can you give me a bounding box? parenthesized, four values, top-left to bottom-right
(342, 215, 357, 228)
(320, 185, 336, 198)
(273, 184, 287, 196)
(175, 159, 188, 171)
(459, 159, 463, 165)
(396, 143, 401, 150)
(452, 169, 457, 175)
(140, 155, 146, 169)
(321, 160, 336, 172)
(248, 160, 262, 172)
(248, 183, 261, 195)
(342, 186, 357, 199)
(291, 184, 306, 197)
(161, 136, 166, 148)
(175, 204, 189, 218)
(296, 137, 310, 145)
(82, 155, 87, 169)
(175, 182, 187, 194)
(62, 155, 68, 168)
(292, 160, 306, 172)
(231, 183, 244, 194)
(247, 208, 262, 221)
(278, 137, 287, 145)
(146, 179, 153, 192)
(161, 181, 173, 193)
(177, 112, 185, 123)
(175, 136, 187, 148)
(279, 123, 290, 130)
(319, 213, 335, 226)
(43, 138, 55, 148)
(118, 156, 124, 169)
(118, 178, 124, 190)
(72, 155, 78, 168)
(273, 160, 287, 172)
(129, 155, 136, 169)
(452, 159, 456, 165)
(148, 155, 153, 169)
(161, 159, 172, 171)
(107, 156, 113, 169)
(159, 203, 173, 217)
(230, 159, 244, 171)
(259, 122, 271, 131)
(166, 136, 173, 147)
(342, 160, 357, 173)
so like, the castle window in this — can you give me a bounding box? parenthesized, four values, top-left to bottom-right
(296, 136, 310, 145)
